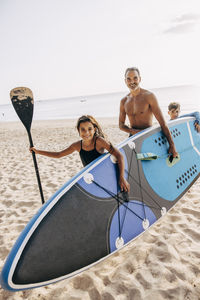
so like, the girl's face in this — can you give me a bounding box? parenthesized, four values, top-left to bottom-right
(78, 121, 96, 141)
(168, 108, 180, 120)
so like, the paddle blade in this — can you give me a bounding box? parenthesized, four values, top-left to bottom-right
(10, 87, 34, 131)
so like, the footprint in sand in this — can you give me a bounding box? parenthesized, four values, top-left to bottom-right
(2, 200, 13, 207)
(18, 201, 35, 207)
(190, 250, 200, 259)
(9, 185, 17, 191)
(152, 245, 172, 262)
(46, 182, 58, 188)
(16, 225, 25, 232)
(0, 210, 5, 218)
(168, 214, 182, 222)
(135, 271, 152, 289)
(101, 292, 115, 300)
(8, 177, 15, 183)
(73, 274, 94, 291)
(102, 275, 111, 286)
(184, 228, 200, 243)
(0, 246, 9, 259)
(22, 184, 30, 188)
(181, 207, 200, 219)
(88, 287, 101, 300)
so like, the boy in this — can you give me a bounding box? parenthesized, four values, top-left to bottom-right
(168, 102, 200, 132)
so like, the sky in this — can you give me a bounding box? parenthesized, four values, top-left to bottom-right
(0, 0, 200, 104)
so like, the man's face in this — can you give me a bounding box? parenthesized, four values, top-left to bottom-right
(168, 108, 180, 120)
(125, 70, 141, 91)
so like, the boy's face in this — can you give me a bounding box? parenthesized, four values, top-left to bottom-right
(168, 108, 180, 120)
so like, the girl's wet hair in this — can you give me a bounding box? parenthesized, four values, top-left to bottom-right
(76, 115, 105, 138)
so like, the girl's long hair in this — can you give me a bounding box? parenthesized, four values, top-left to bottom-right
(76, 115, 105, 138)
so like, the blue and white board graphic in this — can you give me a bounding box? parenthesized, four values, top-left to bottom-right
(1, 117, 200, 291)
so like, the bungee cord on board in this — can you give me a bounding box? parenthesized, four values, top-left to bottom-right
(89, 131, 200, 245)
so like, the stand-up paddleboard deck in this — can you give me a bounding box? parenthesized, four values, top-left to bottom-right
(1, 117, 200, 291)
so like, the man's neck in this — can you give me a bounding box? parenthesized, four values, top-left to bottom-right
(129, 87, 141, 97)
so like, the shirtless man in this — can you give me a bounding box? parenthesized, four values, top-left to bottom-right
(119, 67, 178, 158)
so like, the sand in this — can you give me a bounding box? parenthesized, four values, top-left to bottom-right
(0, 118, 200, 300)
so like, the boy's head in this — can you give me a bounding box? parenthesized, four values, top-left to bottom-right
(168, 102, 180, 120)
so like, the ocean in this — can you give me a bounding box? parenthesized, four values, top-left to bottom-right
(0, 85, 199, 123)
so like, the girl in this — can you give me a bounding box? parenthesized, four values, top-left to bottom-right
(30, 115, 130, 192)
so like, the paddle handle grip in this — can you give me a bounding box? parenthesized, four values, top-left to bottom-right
(27, 131, 45, 204)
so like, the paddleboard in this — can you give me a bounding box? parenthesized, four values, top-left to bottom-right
(1, 116, 200, 291)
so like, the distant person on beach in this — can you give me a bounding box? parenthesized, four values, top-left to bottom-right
(119, 67, 178, 158)
(168, 102, 200, 132)
(30, 115, 130, 192)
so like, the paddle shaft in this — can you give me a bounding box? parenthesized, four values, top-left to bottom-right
(10, 87, 45, 205)
(27, 129, 45, 204)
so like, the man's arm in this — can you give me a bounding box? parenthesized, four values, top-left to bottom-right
(119, 98, 141, 135)
(149, 93, 178, 157)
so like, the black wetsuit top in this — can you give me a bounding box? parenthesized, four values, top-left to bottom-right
(79, 138, 102, 166)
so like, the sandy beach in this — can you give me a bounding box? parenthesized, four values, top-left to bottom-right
(0, 118, 200, 300)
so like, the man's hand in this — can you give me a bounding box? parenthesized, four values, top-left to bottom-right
(130, 128, 142, 136)
(168, 144, 178, 158)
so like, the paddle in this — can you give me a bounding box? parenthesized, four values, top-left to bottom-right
(10, 87, 45, 204)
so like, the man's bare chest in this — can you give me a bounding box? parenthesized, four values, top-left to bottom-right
(124, 97, 149, 115)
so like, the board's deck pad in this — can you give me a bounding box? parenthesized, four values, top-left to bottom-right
(1, 117, 199, 291)
(141, 120, 200, 200)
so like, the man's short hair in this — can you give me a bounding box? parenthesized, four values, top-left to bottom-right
(125, 67, 140, 77)
(168, 102, 180, 111)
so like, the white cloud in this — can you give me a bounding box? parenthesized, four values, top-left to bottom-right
(175, 13, 200, 22)
(163, 13, 200, 34)
(163, 22, 197, 34)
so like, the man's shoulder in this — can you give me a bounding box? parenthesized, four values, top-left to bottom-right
(120, 94, 129, 104)
(141, 88, 157, 102)
(140, 88, 155, 97)
(120, 89, 156, 103)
